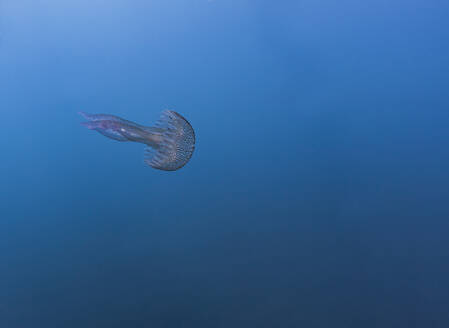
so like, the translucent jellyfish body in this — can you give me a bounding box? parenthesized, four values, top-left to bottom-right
(79, 110, 195, 171)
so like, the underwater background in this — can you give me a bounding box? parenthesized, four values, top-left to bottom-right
(1, 0, 449, 327)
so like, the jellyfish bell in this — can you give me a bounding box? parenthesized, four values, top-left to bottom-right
(144, 110, 196, 171)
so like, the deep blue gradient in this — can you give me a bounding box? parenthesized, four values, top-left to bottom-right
(1, 1, 449, 327)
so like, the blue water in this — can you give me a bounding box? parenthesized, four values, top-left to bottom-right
(1, 1, 449, 327)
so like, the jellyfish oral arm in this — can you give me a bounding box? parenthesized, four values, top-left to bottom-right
(80, 114, 158, 145)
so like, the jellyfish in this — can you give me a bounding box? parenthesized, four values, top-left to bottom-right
(79, 110, 195, 171)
